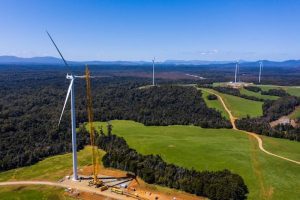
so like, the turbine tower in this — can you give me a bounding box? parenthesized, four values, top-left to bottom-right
(47, 31, 82, 181)
(259, 61, 263, 83)
(152, 57, 155, 86)
(234, 60, 239, 83)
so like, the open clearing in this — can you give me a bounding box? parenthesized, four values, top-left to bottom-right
(0, 147, 97, 199)
(0, 146, 96, 182)
(212, 82, 300, 97)
(94, 120, 300, 200)
(0, 146, 204, 200)
(289, 106, 300, 119)
(239, 88, 279, 100)
(200, 89, 230, 119)
(1, 121, 299, 199)
(255, 85, 300, 97)
(0, 185, 75, 200)
(202, 88, 263, 118)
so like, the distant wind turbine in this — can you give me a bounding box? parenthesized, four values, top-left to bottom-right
(234, 60, 239, 83)
(259, 61, 263, 83)
(152, 57, 155, 86)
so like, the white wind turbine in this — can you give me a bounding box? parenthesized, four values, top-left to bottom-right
(152, 57, 155, 86)
(47, 31, 85, 181)
(234, 60, 239, 83)
(259, 60, 263, 83)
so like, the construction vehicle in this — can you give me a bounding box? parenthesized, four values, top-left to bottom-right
(85, 65, 103, 188)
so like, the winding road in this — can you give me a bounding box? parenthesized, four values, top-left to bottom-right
(0, 87, 299, 199)
(0, 180, 122, 200)
(201, 88, 300, 165)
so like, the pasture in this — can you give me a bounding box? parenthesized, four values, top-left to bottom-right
(0, 185, 74, 200)
(200, 89, 230, 119)
(94, 120, 300, 200)
(255, 85, 300, 97)
(239, 88, 278, 100)
(203, 88, 263, 118)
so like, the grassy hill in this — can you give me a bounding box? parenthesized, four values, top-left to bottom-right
(0, 185, 74, 200)
(289, 106, 300, 119)
(0, 146, 98, 199)
(255, 85, 300, 97)
(94, 120, 300, 200)
(0, 146, 96, 182)
(1, 120, 300, 199)
(203, 88, 263, 118)
(212, 82, 300, 97)
(239, 88, 279, 100)
(200, 89, 230, 119)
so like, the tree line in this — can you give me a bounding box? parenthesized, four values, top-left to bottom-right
(236, 96, 300, 141)
(76, 126, 249, 200)
(0, 69, 230, 171)
(200, 85, 265, 102)
(76, 85, 232, 128)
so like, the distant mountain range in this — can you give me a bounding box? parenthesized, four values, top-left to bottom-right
(0, 56, 300, 67)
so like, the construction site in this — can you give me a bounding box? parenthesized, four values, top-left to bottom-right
(40, 32, 205, 200)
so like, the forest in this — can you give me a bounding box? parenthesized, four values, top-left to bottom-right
(261, 88, 289, 97)
(236, 96, 300, 141)
(76, 85, 231, 128)
(203, 85, 265, 102)
(81, 125, 249, 200)
(0, 67, 230, 171)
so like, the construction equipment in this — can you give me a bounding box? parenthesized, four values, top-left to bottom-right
(85, 65, 103, 187)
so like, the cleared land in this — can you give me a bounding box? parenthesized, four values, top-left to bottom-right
(203, 88, 263, 118)
(212, 82, 300, 97)
(256, 85, 300, 97)
(0, 146, 203, 200)
(239, 88, 278, 100)
(94, 120, 300, 200)
(0, 146, 96, 182)
(0, 185, 75, 200)
(0, 147, 96, 199)
(261, 136, 300, 161)
(289, 106, 300, 119)
(200, 89, 230, 119)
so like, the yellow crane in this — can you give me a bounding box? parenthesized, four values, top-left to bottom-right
(85, 65, 102, 187)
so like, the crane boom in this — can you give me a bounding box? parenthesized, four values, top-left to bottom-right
(85, 65, 101, 186)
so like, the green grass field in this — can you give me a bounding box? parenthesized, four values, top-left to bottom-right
(255, 85, 300, 97)
(200, 89, 230, 119)
(204, 88, 263, 118)
(94, 120, 300, 200)
(1, 121, 300, 199)
(0, 185, 74, 200)
(289, 106, 300, 119)
(0, 146, 101, 199)
(239, 88, 279, 100)
(0, 146, 99, 182)
(212, 82, 300, 97)
(261, 136, 300, 161)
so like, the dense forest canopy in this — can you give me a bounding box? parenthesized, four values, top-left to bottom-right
(236, 96, 300, 141)
(0, 66, 230, 171)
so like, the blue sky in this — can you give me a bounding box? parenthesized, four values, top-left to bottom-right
(1, 0, 300, 61)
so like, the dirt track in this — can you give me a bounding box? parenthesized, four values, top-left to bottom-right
(202, 88, 300, 165)
(0, 181, 120, 200)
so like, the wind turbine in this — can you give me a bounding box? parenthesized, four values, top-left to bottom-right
(234, 60, 239, 83)
(259, 60, 263, 83)
(152, 57, 155, 86)
(47, 31, 84, 181)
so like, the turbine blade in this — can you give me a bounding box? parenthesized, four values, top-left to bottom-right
(74, 75, 86, 78)
(46, 31, 69, 68)
(58, 78, 74, 127)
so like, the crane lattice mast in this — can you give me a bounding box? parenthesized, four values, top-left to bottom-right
(85, 66, 100, 185)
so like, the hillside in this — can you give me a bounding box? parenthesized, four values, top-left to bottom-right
(93, 120, 300, 200)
